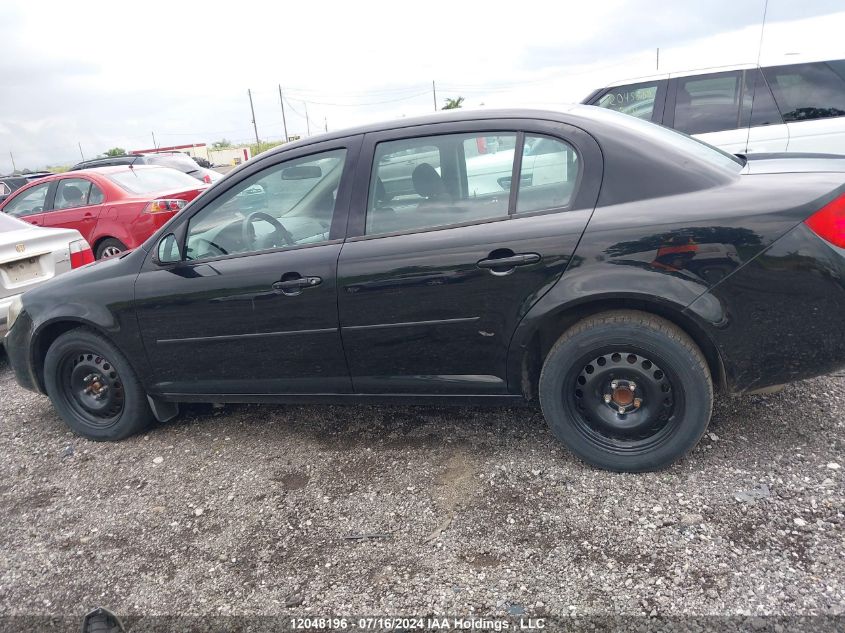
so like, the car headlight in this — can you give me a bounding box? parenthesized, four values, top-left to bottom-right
(6, 296, 23, 331)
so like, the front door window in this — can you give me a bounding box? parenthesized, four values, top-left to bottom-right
(4, 182, 50, 217)
(185, 149, 347, 261)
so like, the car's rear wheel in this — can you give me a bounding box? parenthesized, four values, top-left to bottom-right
(96, 238, 126, 259)
(44, 328, 154, 440)
(539, 310, 713, 472)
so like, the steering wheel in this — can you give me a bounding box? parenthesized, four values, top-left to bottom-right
(242, 211, 295, 249)
(188, 238, 228, 260)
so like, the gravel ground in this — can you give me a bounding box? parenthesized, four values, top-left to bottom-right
(0, 350, 844, 628)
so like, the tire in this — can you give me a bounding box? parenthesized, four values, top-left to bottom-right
(539, 310, 713, 472)
(43, 328, 154, 440)
(96, 238, 127, 259)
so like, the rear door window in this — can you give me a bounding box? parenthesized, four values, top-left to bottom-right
(595, 81, 664, 122)
(516, 136, 580, 214)
(762, 61, 845, 122)
(54, 178, 93, 210)
(366, 132, 517, 236)
(672, 71, 743, 135)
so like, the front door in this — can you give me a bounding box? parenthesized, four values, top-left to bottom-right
(134, 138, 361, 396)
(337, 121, 602, 394)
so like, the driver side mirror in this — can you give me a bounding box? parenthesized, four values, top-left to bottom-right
(156, 233, 182, 265)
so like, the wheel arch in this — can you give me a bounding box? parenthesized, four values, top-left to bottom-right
(30, 318, 135, 393)
(92, 235, 124, 256)
(511, 295, 727, 401)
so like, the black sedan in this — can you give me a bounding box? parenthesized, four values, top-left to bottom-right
(4, 107, 845, 472)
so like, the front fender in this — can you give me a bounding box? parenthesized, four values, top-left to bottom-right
(21, 249, 150, 391)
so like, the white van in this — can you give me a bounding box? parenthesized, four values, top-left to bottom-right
(583, 58, 845, 155)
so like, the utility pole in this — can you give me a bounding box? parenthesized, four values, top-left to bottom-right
(9, 152, 16, 172)
(432, 80, 437, 112)
(151, 131, 157, 149)
(248, 89, 260, 146)
(304, 101, 311, 136)
(278, 85, 289, 142)
(656, 48, 660, 71)
(324, 116, 328, 133)
(78, 142, 85, 161)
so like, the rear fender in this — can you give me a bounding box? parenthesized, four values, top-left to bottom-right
(506, 263, 717, 396)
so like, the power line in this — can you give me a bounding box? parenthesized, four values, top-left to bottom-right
(282, 89, 431, 107)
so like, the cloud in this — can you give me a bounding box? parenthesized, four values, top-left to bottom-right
(0, 0, 843, 173)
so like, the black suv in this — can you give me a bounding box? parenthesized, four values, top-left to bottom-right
(0, 172, 53, 204)
(70, 153, 218, 183)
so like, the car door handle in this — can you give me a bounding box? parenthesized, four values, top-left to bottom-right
(477, 252, 541, 273)
(272, 276, 322, 294)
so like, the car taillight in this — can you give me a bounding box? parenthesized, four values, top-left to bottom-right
(69, 239, 94, 269)
(202, 174, 212, 184)
(144, 199, 187, 214)
(805, 192, 845, 249)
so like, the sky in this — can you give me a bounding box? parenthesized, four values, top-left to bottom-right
(1, 0, 844, 173)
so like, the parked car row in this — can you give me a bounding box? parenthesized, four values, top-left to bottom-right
(4, 106, 845, 474)
(72, 151, 222, 184)
(0, 165, 208, 259)
(583, 56, 845, 155)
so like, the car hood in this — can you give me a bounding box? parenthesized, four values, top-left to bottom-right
(741, 153, 845, 175)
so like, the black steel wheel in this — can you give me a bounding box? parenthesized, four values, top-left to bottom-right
(44, 328, 155, 440)
(569, 348, 683, 455)
(58, 349, 125, 427)
(539, 310, 713, 472)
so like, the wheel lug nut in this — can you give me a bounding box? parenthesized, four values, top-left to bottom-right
(617, 406, 625, 414)
(610, 380, 618, 389)
(629, 383, 636, 392)
(634, 398, 642, 408)
(603, 394, 612, 403)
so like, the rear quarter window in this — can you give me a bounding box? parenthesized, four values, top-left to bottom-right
(762, 61, 845, 122)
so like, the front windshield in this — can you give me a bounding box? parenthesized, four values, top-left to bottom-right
(107, 167, 200, 194)
(577, 105, 745, 172)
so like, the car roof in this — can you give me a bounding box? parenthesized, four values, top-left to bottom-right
(257, 106, 580, 160)
(591, 55, 843, 91)
(69, 164, 172, 176)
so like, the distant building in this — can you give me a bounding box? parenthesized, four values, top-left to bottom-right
(130, 143, 252, 166)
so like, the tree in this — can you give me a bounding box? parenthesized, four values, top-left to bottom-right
(249, 140, 283, 157)
(211, 139, 232, 150)
(104, 147, 126, 157)
(441, 96, 464, 110)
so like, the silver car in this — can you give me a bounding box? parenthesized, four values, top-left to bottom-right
(0, 213, 92, 335)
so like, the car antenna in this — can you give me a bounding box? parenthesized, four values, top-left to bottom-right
(129, 154, 141, 169)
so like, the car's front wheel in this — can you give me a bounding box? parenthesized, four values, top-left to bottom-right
(539, 310, 713, 472)
(43, 328, 154, 440)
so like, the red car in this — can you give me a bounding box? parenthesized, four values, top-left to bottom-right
(0, 166, 208, 259)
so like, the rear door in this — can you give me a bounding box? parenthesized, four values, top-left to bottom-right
(43, 177, 106, 243)
(337, 119, 602, 395)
